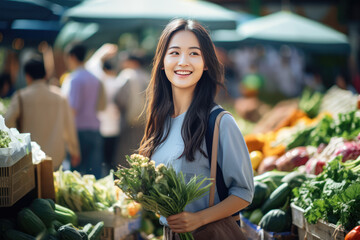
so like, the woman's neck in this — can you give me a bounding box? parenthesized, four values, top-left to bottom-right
(172, 88, 194, 118)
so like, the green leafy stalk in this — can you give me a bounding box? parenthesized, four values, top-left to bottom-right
(114, 154, 212, 239)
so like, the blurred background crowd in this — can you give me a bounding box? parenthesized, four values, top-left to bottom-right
(0, 0, 359, 178)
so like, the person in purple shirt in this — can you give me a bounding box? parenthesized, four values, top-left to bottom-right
(64, 42, 104, 179)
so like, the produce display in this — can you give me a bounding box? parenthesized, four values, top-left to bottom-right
(0, 129, 11, 148)
(0, 198, 104, 240)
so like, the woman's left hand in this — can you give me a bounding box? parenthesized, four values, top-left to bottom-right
(167, 211, 203, 233)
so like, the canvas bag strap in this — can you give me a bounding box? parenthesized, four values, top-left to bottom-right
(209, 111, 229, 207)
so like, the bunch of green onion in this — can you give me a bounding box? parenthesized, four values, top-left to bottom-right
(114, 154, 212, 240)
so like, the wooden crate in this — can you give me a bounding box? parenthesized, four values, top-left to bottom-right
(291, 203, 347, 240)
(34, 156, 55, 200)
(0, 153, 35, 207)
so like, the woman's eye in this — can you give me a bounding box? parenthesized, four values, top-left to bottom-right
(190, 52, 200, 56)
(169, 51, 179, 55)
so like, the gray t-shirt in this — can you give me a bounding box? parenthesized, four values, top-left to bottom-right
(151, 106, 254, 225)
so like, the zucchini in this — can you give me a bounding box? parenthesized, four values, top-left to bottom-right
(30, 199, 55, 228)
(88, 221, 104, 240)
(58, 225, 83, 240)
(261, 183, 291, 214)
(249, 209, 263, 225)
(281, 171, 307, 188)
(45, 199, 56, 210)
(78, 230, 89, 240)
(17, 208, 46, 236)
(52, 220, 63, 231)
(259, 209, 291, 232)
(54, 209, 78, 226)
(246, 181, 270, 210)
(82, 223, 93, 235)
(4, 229, 35, 240)
(0, 218, 15, 235)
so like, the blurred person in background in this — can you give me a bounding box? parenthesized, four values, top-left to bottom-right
(62, 42, 105, 179)
(0, 73, 15, 98)
(114, 52, 150, 167)
(4, 54, 80, 170)
(86, 43, 123, 173)
(335, 69, 357, 94)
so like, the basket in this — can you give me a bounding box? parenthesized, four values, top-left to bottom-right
(0, 152, 35, 207)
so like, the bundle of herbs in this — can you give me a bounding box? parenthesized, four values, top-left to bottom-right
(293, 155, 360, 230)
(114, 154, 212, 240)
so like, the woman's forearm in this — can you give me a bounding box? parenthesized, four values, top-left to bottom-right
(196, 195, 250, 227)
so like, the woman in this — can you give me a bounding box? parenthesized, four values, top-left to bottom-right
(139, 19, 254, 239)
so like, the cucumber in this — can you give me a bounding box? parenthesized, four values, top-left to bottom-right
(261, 183, 292, 214)
(4, 229, 35, 240)
(30, 199, 55, 228)
(281, 171, 307, 188)
(58, 225, 83, 240)
(17, 208, 46, 237)
(259, 209, 292, 232)
(88, 221, 104, 240)
(247, 181, 271, 210)
(249, 209, 263, 225)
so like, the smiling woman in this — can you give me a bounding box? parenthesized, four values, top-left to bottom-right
(164, 30, 206, 108)
(138, 19, 253, 240)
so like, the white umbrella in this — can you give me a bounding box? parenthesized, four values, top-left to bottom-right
(212, 11, 350, 54)
(62, 0, 241, 30)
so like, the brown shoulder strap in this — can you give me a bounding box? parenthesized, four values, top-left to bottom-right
(209, 111, 230, 207)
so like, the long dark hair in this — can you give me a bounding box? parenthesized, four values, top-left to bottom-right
(139, 18, 224, 161)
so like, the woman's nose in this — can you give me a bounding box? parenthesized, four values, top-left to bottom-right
(178, 54, 189, 66)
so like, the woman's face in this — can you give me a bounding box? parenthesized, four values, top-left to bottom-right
(163, 30, 206, 93)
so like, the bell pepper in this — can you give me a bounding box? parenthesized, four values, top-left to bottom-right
(345, 226, 360, 240)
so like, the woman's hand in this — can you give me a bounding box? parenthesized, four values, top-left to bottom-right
(167, 211, 204, 233)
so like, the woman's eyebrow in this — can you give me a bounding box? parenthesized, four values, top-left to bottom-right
(168, 46, 201, 50)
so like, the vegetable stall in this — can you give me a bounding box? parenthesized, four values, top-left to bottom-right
(241, 86, 360, 239)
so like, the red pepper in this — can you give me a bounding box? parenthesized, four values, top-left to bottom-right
(345, 226, 360, 240)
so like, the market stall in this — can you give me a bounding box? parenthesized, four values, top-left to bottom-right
(241, 86, 360, 239)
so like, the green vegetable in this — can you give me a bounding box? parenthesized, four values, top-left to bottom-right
(254, 171, 289, 193)
(293, 156, 360, 231)
(0, 130, 11, 148)
(30, 199, 55, 228)
(0, 218, 14, 235)
(57, 225, 83, 240)
(52, 220, 63, 231)
(54, 204, 78, 226)
(281, 171, 307, 188)
(261, 183, 291, 214)
(46, 199, 56, 210)
(259, 209, 292, 232)
(17, 208, 46, 236)
(88, 221, 104, 240)
(249, 209, 263, 225)
(246, 181, 270, 210)
(4, 229, 35, 240)
(82, 223, 93, 235)
(78, 230, 89, 240)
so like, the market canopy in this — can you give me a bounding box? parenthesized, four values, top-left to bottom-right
(212, 11, 350, 54)
(62, 0, 241, 30)
(0, 0, 64, 21)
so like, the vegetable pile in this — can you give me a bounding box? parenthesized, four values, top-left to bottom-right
(293, 156, 360, 231)
(0, 129, 11, 148)
(0, 198, 104, 240)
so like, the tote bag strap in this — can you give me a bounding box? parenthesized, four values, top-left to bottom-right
(208, 110, 241, 222)
(208, 110, 229, 207)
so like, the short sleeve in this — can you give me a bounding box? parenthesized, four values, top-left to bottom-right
(217, 113, 254, 203)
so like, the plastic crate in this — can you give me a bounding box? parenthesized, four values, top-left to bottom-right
(0, 152, 35, 207)
(240, 213, 296, 240)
